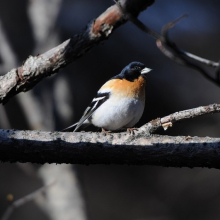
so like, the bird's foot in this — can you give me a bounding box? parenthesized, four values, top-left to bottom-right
(101, 128, 111, 134)
(127, 127, 138, 135)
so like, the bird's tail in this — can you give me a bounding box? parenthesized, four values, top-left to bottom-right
(61, 121, 90, 132)
(61, 123, 78, 132)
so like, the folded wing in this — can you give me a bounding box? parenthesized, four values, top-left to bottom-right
(62, 92, 110, 132)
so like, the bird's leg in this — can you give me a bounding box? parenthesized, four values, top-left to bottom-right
(101, 128, 111, 134)
(127, 128, 138, 134)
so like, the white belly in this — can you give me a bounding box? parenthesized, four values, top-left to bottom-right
(90, 97, 145, 131)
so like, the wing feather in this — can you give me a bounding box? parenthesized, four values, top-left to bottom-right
(74, 92, 110, 131)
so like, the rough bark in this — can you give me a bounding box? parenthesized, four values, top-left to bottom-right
(1, 129, 220, 169)
(0, 0, 154, 104)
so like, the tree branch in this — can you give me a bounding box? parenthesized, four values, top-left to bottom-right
(1, 129, 220, 168)
(140, 103, 220, 133)
(0, 0, 154, 105)
(1, 181, 56, 220)
(1, 103, 220, 168)
(118, 5, 220, 87)
(36, 165, 87, 220)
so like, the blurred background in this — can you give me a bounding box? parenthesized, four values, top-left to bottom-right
(1, 0, 220, 219)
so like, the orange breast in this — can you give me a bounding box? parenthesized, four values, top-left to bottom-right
(101, 76, 146, 101)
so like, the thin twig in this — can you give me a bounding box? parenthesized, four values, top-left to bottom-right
(1, 181, 56, 220)
(140, 103, 220, 134)
(182, 51, 219, 68)
(114, 0, 161, 39)
(159, 14, 220, 86)
(161, 14, 188, 40)
(115, 3, 220, 86)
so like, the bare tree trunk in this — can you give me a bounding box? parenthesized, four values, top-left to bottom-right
(36, 164, 87, 220)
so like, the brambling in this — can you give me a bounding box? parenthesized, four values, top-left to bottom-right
(63, 61, 151, 132)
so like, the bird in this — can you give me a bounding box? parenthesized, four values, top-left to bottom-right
(62, 61, 152, 133)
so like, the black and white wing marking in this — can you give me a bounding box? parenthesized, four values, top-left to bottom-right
(74, 92, 110, 131)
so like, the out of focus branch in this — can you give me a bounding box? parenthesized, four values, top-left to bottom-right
(0, 105, 10, 128)
(1, 181, 55, 220)
(36, 164, 87, 220)
(0, 0, 154, 104)
(0, 21, 17, 75)
(158, 14, 219, 67)
(117, 3, 220, 86)
(1, 103, 220, 168)
(156, 15, 220, 87)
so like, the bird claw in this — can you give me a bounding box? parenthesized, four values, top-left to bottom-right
(101, 128, 111, 134)
(127, 128, 138, 135)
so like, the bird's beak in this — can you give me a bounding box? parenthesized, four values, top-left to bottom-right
(141, 67, 152, 75)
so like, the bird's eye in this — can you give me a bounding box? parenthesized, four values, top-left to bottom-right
(133, 66, 140, 70)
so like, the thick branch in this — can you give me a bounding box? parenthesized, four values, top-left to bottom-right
(1, 129, 220, 169)
(0, 0, 154, 104)
(1, 103, 220, 167)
